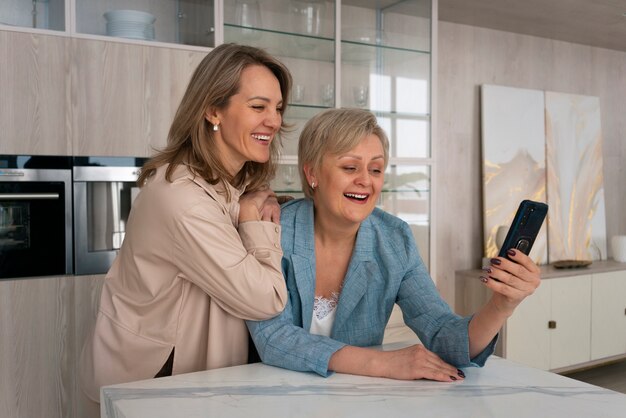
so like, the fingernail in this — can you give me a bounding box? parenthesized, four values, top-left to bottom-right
(450, 375, 457, 381)
(457, 369, 465, 378)
(482, 267, 492, 274)
(480, 276, 488, 283)
(490, 258, 501, 265)
(507, 249, 516, 257)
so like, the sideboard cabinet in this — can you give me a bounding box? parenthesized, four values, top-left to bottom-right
(456, 260, 626, 373)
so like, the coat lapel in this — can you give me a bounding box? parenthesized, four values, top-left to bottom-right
(291, 254, 315, 331)
(332, 218, 375, 335)
(290, 200, 316, 331)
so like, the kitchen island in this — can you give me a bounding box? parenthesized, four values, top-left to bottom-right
(101, 341, 626, 417)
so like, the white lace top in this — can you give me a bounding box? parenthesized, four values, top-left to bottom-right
(310, 292, 339, 337)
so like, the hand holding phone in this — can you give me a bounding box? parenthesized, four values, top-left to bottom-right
(498, 200, 548, 260)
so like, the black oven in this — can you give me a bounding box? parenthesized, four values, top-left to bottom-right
(0, 155, 73, 279)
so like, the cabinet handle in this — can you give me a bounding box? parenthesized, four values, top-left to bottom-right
(548, 320, 557, 329)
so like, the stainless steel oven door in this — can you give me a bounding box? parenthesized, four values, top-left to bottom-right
(0, 169, 72, 279)
(73, 166, 141, 275)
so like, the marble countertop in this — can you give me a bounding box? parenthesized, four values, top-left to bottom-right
(101, 342, 626, 418)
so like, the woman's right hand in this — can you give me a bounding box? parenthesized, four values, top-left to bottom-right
(329, 343, 464, 382)
(376, 344, 464, 382)
(239, 188, 281, 224)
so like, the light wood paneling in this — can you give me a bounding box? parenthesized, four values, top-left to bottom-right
(0, 31, 70, 155)
(70, 38, 206, 157)
(0, 276, 73, 417)
(0, 275, 104, 418)
(72, 275, 105, 418)
(439, 0, 626, 53)
(437, 22, 626, 306)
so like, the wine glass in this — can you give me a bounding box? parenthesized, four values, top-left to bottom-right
(292, 85, 305, 104)
(283, 166, 297, 189)
(321, 84, 334, 107)
(353, 85, 369, 108)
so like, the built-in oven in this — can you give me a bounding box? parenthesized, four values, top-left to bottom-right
(0, 155, 73, 279)
(72, 156, 147, 275)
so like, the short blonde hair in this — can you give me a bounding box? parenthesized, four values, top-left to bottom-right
(298, 108, 389, 198)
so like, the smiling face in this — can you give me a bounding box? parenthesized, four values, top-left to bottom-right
(208, 65, 283, 176)
(306, 133, 385, 228)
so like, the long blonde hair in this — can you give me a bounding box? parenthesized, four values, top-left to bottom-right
(138, 43, 292, 199)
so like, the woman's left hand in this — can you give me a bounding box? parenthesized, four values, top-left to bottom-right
(483, 249, 541, 316)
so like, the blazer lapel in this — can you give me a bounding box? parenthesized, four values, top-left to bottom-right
(332, 219, 375, 335)
(290, 199, 316, 332)
(291, 254, 315, 331)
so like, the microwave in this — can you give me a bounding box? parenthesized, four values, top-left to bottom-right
(72, 156, 147, 275)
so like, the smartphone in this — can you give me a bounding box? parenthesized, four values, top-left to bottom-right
(498, 200, 548, 259)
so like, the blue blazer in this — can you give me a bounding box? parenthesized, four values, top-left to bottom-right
(247, 198, 495, 376)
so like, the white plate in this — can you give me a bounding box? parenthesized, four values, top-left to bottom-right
(104, 9, 156, 24)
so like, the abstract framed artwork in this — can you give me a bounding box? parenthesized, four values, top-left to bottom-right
(481, 85, 548, 263)
(481, 85, 606, 264)
(545, 91, 606, 261)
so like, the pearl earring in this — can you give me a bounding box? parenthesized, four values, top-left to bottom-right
(311, 182, 315, 189)
(213, 123, 219, 132)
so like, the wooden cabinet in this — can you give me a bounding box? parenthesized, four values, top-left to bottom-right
(0, 31, 71, 155)
(0, 274, 104, 418)
(70, 38, 205, 156)
(455, 261, 626, 372)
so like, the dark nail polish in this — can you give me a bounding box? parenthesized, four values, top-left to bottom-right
(482, 267, 492, 274)
(507, 249, 516, 257)
(490, 258, 501, 265)
(457, 369, 465, 378)
(450, 376, 457, 381)
(480, 276, 488, 283)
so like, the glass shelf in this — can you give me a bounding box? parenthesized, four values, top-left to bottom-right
(341, 44, 429, 112)
(0, 0, 65, 31)
(224, 24, 335, 62)
(342, 0, 431, 52)
(341, 39, 430, 56)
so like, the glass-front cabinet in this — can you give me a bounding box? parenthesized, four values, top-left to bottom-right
(223, 0, 433, 266)
(74, 0, 215, 47)
(0, 0, 433, 267)
(0, 0, 66, 30)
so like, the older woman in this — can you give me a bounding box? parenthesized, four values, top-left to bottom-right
(248, 108, 541, 381)
(80, 43, 292, 404)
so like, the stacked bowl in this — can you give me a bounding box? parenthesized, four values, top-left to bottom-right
(104, 9, 156, 41)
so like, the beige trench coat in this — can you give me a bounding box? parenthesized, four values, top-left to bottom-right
(79, 164, 288, 403)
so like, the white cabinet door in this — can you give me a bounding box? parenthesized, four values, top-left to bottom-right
(549, 275, 592, 369)
(591, 271, 626, 360)
(506, 281, 551, 370)
(506, 275, 592, 370)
